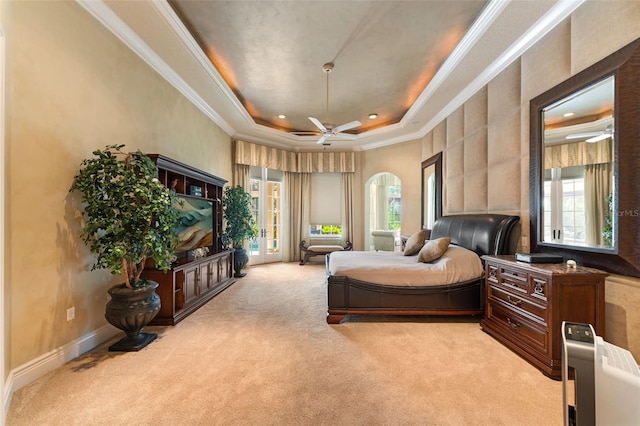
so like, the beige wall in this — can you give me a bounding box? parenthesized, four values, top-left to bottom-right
(6, 2, 232, 369)
(358, 139, 422, 250)
(421, 1, 640, 359)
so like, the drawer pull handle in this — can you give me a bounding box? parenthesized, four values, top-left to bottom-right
(507, 295, 522, 306)
(507, 317, 521, 331)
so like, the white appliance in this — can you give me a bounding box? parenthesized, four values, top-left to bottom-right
(562, 321, 640, 426)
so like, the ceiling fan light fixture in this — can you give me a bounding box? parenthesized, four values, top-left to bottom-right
(308, 62, 361, 144)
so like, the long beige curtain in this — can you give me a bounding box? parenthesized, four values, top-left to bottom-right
(341, 173, 354, 244)
(232, 164, 251, 192)
(282, 172, 310, 262)
(585, 162, 612, 246)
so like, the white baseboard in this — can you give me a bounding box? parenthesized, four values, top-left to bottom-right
(3, 324, 119, 416)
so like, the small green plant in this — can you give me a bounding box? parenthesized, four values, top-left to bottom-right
(602, 193, 613, 245)
(70, 144, 180, 288)
(222, 185, 257, 248)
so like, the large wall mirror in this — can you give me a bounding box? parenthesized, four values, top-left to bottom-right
(530, 37, 640, 277)
(421, 152, 442, 230)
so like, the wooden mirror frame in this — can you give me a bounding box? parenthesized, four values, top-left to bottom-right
(530, 37, 640, 277)
(421, 152, 442, 230)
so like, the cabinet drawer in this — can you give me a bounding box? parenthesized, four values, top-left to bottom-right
(489, 285, 547, 323)
(498, 267, 528, 294)
(487, 301, 549, 355)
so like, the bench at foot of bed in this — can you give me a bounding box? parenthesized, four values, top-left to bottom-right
(299, 240, 352, 265)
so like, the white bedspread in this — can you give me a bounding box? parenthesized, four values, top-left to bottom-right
(328, 245, 484, 286)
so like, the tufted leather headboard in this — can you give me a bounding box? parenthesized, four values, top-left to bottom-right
(430, 214, 520, 257)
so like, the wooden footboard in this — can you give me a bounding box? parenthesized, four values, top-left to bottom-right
(326, 274, 484, 324)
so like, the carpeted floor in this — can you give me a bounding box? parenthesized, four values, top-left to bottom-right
(6, 262, 563, 425)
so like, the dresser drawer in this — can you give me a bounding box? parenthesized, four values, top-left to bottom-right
(487, 301, 549, 355)
(488, 284, 547, 323)
(495, 267, 549, 306)
(497, 266, 529, 294)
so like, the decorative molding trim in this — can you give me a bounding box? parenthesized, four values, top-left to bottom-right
(4, 325, 119, 414)
(401, 0, 509, 124)
(76, 0, 585, 149)
(418, 0, 585, 139)
(75, 0, 236, 135)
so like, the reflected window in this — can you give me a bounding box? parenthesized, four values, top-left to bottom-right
(541, 76, 614, 249)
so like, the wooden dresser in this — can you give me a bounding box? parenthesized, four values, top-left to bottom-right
(480, 255, 607, 379)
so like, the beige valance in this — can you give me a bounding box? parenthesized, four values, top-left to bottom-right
(234, 139, 355, 173)
(544, 138, 612, 169)
(234, 140, 298, 172)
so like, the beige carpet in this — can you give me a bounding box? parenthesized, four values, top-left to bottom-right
(7, 262, 563, 425)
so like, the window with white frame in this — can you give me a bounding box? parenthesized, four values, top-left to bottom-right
(309, 173, 342, 237)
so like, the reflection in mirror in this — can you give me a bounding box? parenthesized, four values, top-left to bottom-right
(541, 76, 615, 250)
(422, 152, 442, 230)
(530, 36, 640, 277)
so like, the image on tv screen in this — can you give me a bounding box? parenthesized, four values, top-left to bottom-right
(173, 196, 214, 252)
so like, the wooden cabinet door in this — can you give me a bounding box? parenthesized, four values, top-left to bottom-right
(199, 260, 215, 293)
(183, 265, 199, 306)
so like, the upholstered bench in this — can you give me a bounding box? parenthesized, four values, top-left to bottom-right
(299, 240, 352, 265)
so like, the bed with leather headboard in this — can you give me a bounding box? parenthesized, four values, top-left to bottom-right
(325, 214, 520, 324)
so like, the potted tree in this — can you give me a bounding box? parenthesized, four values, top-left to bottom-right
(70, 144, 180, 351)
(222, 185, 256, 277)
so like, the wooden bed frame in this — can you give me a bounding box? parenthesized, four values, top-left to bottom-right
(326, 214, 520, 324)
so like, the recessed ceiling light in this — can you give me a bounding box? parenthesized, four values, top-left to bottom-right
(368, 113, 378, 120)
(278, 114, 286, 119)
(563, 112, 574, 117)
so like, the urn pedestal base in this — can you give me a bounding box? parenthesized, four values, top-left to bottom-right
(109, 332, 157, 352)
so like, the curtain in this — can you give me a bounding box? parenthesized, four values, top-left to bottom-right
(585, 163, 612, 246)
(545, 138, 612, 169)
(341, 173, 354, 244)
(282, 172, 310, 262)
(234, 139, 355, 172)
(232, 164, 251, 192)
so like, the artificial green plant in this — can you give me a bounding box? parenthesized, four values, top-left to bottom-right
(222, 185, 256, 248)
(70, 144, 180, 288)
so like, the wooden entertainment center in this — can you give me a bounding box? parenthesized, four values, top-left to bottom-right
(142, 155, 235, 325)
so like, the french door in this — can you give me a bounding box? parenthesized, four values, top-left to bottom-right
(248, 168, 282, 265)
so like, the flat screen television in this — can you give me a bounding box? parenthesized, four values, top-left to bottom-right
(562, 321, 640, 426)
(173, 195, 214, 253)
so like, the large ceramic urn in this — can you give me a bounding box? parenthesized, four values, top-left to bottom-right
(105, 280, 161, 352)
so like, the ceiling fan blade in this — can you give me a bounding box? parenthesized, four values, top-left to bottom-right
(316, 134, 327, 145)
(586, 133, 611, 143)
(308, 117, 327, 133)
(289, 131, 321, 136)
(333, 120, 361, 134)
(566, 131, 601, 139)
(334, 132, 358, 140)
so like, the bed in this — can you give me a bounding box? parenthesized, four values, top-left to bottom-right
(326, 214, 520, 324)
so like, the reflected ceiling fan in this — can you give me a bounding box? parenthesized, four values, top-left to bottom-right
(307, 62, 361, 145)
(566, 124, 613, 143)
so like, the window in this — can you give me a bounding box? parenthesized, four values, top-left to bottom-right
(387, 184, 401, 230)
(309, 224, 342, 236)
(544, 167, 586, 245)
(309, 173, 342, 237)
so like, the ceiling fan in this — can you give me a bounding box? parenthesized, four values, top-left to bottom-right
(566, 124, 613, 143)
(307, 62, 361, 145)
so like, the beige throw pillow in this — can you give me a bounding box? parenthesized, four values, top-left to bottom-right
(418, 237, 451, 263)
(403, 229, 427, 256)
